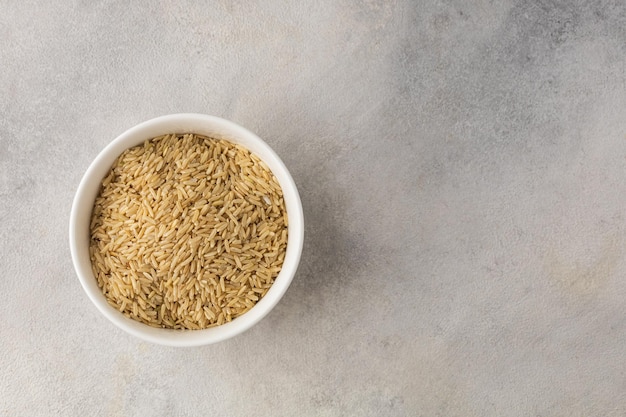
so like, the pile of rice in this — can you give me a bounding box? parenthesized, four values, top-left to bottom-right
(89, 133, 288, 329)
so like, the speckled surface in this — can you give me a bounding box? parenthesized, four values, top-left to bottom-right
(2, 1, 626, 416)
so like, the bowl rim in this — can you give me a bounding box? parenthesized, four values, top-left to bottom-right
(69, 113, 303, 347)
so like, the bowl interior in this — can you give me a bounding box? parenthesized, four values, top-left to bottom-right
(70, 114, 303, 346)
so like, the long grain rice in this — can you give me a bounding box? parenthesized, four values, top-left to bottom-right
(89, 134, 288, 330)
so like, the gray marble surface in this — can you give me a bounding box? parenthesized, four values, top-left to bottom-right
(2, 1, 626, 416)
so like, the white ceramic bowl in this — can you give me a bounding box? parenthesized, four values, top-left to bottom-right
(69, 114, 303, 347)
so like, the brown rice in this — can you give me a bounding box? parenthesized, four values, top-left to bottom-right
(89, 133, 288, 329)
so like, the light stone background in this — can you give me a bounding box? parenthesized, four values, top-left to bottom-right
(1, 1, 626, 416)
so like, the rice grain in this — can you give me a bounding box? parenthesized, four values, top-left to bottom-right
(89, 134, 288, 329)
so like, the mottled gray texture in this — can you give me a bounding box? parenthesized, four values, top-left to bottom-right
(1, 1, 626, 416)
